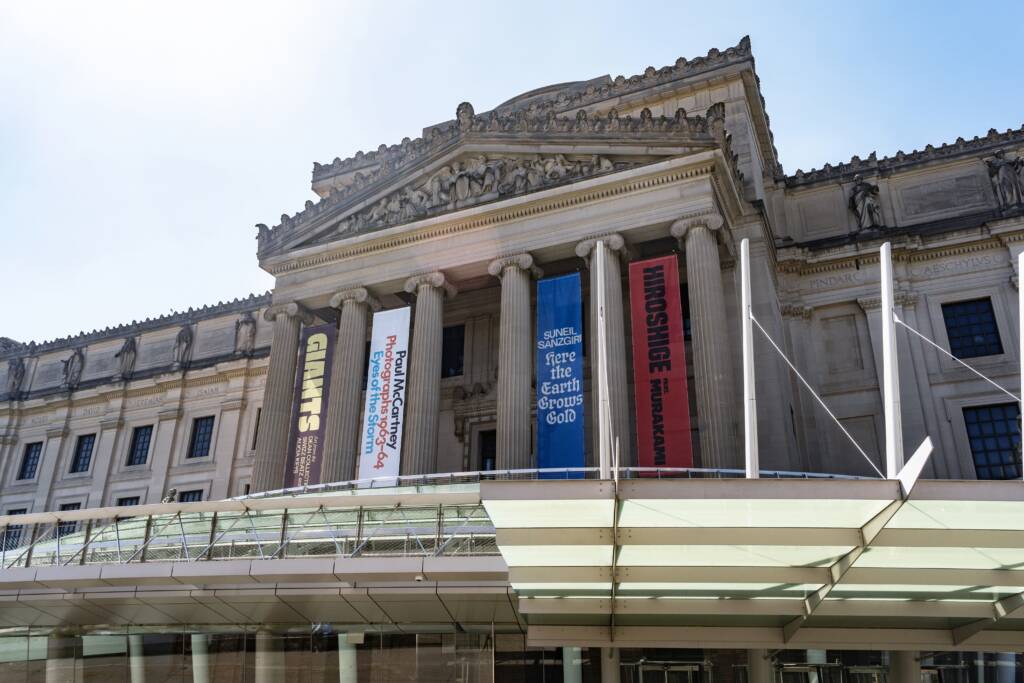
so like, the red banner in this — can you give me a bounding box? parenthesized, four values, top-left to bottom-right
(628, 254, 693, 468)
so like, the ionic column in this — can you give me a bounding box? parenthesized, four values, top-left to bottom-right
(402, 273, 456, 475)
(251, 303, 312, 492)
(671, 215, 739, 469)
(323, 288, 380, 483)
(576, 235, 632, 468)
(488, 254, 541, 471)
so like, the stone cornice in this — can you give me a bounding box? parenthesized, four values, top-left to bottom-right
(1, 293, 270, 362)
(264, 156, 717, 278)
(783, 124, 1024, 187)
(311, 37, 752, 182)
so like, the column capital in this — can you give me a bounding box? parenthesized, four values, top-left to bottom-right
(670, 212, 725, 244)
(263, 302, 314, 325)
(404, 271, 458, 299)
(329, 287, 381, 312)
(487, 253, 543, 280)
(575, 233, 627, 261)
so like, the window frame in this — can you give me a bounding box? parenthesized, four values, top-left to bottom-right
(177, 489, 204, 503)
(2, 508, 27, 551)
(125, 425, 154, 468)
(440, 324, 466, 379)
(928, 289, 1012, 375)
(116, 496, 141, 507)
(68, 433, 97, 475)
(16, 442, 43, 481)
(940, 297, 1005, 360)
(56, 502, 82, 537)
(962, 402, 1021, 480)
(186, 415, 216, 460)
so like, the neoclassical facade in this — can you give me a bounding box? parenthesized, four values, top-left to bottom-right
(3, 35, 1024, 511)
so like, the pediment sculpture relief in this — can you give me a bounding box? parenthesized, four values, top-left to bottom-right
(987, 149, 1024, 210)
(329, 153, 626, 239)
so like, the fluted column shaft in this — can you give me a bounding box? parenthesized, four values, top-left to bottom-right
(672, 215, 738, 469)
(251, 304, 307, 492)
(402, 273, 454, 475)
(489, 254, 539, 470)
(576, 235, 632, 468)
(322, 288, 378, 483)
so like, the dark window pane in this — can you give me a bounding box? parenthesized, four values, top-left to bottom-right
(3, 508, 27, 551)
(251, 408, 262, 450)
(127, 426, 153, 466)
(69, 434, 96, 474)
(187, 416, 215, 459)
(942, 298, 1003, 359)
(441, 325, 465, 378)
(117, 496, 140, 507)
(478, 429, 497, 472)
(57, 502, 80, 537)
(964, 403, 1021, 480)
(17, 442, 42, 480)
(178, 490, 203, 503)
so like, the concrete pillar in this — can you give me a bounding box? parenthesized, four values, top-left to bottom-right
(599, 647, 620, 683)
(251, 303, 310, 492)
(128, 634, 146, 683)
(323, 288, 380, 483)
(890, 651, 920, 682)
(488, 254, 540, 471)
(338, 636, 358, 682)
(996, 652, 1017, 683)
(402, 272, 456, 475)
(45, 629, 78, 683)
(672, 215, 739, 469)
(190, 634, 210, 683)
(562, 646, 583, 683)
(806, 649, 826, 683)
(254, 630, 285, 683)
(747, 649, 771, 683)
(576, 235, 632, 468)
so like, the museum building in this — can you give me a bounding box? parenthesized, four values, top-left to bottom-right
(1, 36, 1024, 681)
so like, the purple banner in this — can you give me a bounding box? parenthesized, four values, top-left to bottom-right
(284, 323, 336, 488)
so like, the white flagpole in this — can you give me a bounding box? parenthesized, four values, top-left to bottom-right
(880, 242, 904, 479)
(740, 239, 759, 479)
(595, 240, 612, 480)
(1019, 252, 1023, 481)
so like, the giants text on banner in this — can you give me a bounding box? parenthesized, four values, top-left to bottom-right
(536, 273, 585, 477)
(357, 307, 411, 481)
(628, 255, 694, 468)
(284, 323, 337, 488)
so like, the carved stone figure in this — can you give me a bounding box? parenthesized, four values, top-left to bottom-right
(848, 174, 884, 230)
(456, 102, 475, 130)
(115, 336, 137, 379)
(173, 325, 194, 369)
(62, 349, 84, 390)
(161, 488, 177, 504)
(6, 357, 26, 398)
(987, 150, 1024, 209)
(234, 311, 257, 357)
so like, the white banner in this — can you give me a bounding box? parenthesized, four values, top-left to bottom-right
(357, 307, 411, 481)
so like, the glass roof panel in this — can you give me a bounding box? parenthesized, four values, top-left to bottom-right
(855, 546, 1024, 569)
(618, 499, 890, 528)
(499, 544, 613, 567)
(617, 545, 853, 567)
(483, 500, 613, 528)
(889, 500, 1024, 530)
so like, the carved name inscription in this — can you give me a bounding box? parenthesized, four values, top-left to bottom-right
(910, 255, 998, 278)
(807, 272, 866, 290)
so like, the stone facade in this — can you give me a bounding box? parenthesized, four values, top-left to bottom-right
(3, 36, 1024, 509)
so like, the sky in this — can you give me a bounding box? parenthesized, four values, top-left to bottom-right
(2, 1, 1022, 344)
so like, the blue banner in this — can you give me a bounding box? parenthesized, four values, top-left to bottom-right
(536, 273, 585, 478)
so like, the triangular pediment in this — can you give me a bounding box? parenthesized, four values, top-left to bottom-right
(256, 103, 731, 261)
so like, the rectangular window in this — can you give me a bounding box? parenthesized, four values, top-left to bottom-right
(116, 496, 140, 507)
(361, 340, 371, 390)
(251, 408, 262, 450)
(69, 434, 96, 474)
(3, 509, 26, 551)
(964, 403, 1021, 480)
(441, 324, 465, 378)
(178, 490, 203, 503)
(478, 429, 497, 472)
(187, 416, 215, 459)
(57, 502, 80, 537)
(680, 284, 692, 341)
(17, 442, 42, 480)
(126, 426, 153, 466)
(942, 298, 1003, 359)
